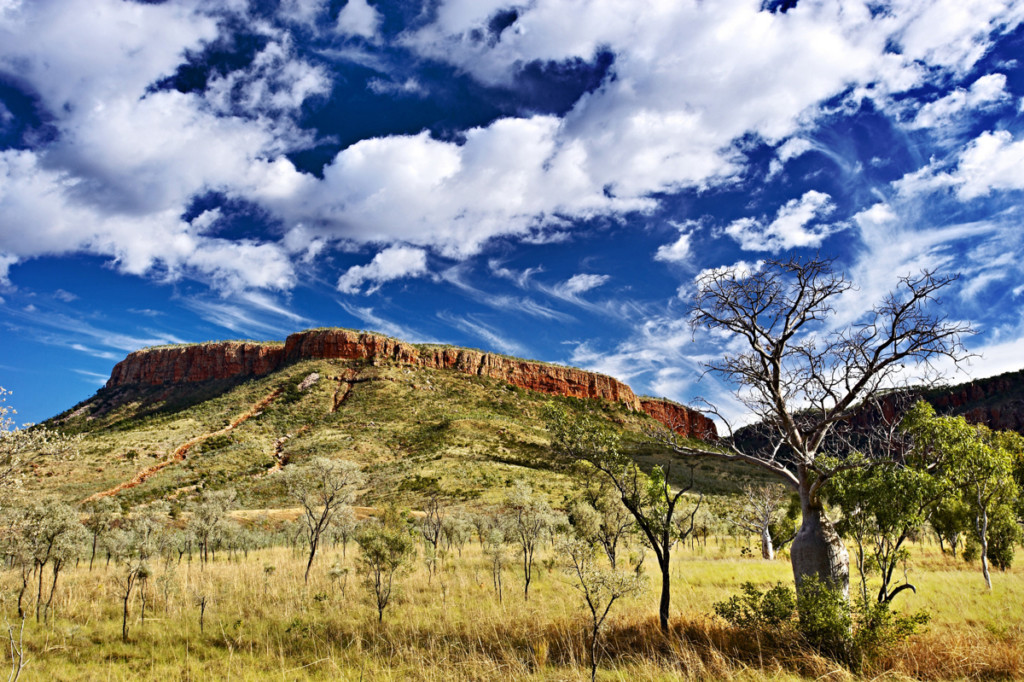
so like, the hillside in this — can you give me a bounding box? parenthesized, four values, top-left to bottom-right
(28, 328, 747, 510)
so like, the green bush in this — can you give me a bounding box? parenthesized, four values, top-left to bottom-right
(713, 577, 929, 670)
(796, 577, 852, 659)
(713, 582, 795, 629)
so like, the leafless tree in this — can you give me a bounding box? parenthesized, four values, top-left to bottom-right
(727, 484, 790, 560)
(658, 257, 971, 598)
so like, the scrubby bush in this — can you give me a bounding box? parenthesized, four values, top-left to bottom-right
(713, 577, 929, 670)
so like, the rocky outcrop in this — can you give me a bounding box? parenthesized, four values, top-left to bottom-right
(105, 328, 717, 440)
(925, 371, 1024, 432)
(106, 342, 285, 386)
(639, 398, 717, 441)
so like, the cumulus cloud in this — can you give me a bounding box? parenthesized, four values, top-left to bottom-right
(654, 222, 697, 263)
(951, 130, 1024, 199)
(910, 73, 1008, 128)
(1, 0, 1023, 302)
(336, 0, 381, 39)
(557, 274, 610, 296)
(724, 190, 837, 252)
(337, 245, 429, 294)
(896, 130, 1024, 201)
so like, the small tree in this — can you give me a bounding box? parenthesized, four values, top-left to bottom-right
(419, 493, 447, 581)
(560, 536, 645, 682)
(567, 465, 635, 569)
(903, 402, 1020, 589)
(828, 457, 940, 604)
(356, 508, 416, 623)
(502, 480, 557, 601)
(283, 458, 363, 583)
(83, 497, 119, 571)
(0, 388, 78, 507)
(547, 405, 702, 633)
(483, 526, 509, 603)
(726, 483, 790, 560)
(187, 489, 234, 566)
(13, 499, 87, 622)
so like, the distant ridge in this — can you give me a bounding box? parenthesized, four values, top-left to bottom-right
(105, 327, 717, 441)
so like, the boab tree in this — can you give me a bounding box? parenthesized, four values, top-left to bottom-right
(658, 258, 969, 598)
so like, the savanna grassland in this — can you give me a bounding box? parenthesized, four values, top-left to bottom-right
(8, 534, 1024, 681)
(6, 353, 1024, 681)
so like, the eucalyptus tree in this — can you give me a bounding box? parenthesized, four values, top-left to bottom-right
(546, 406, 702, 633)
(13, 499, 87, 622)
(902, 402, 1020, 589)
(567, 465, 636, 569)
(83, 497, 119, 571)
(355, 507, 416, 623)
(828, 455, 941, 604)
(419, 493, 447, 580)
(284, 457, 364, 583)
(502, 480, 558, 601)
(187, 489, 235, 565)
(0, 387, 78, 506)
(559, 536, 645, 682)
(655, 258, 969, 599)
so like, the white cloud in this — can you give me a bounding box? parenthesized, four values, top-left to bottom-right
(337, 245, 429, 294)
(910, 73, 1008, 128)
(336, 0, 381, 39)
(437, 311, 526, 356)
(53, 289, 77, 303)
(441, 265, 573, 322)
(338, 302, 428, 341)
(367, 77, 426, 97)
(654, 221, 697, 263)
(488, 261, 543, 288)
(768, 137, 815, 177)
(951, 130, 1024, 199)
(724, 190, 837, 252)
(1, 0, 1023, 305)
(557, 274, 610, 296)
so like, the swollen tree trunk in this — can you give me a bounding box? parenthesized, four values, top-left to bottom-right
(791, 491, 849, 599)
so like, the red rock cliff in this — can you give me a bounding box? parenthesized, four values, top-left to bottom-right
(106, 342, 285, 386)
(106, 329, 716, 440)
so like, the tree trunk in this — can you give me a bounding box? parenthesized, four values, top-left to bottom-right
(978, 508, 992, 590)
(791, 494, 849, 599)
(760, 527, 775, 561)
(658, 558, 671, 634)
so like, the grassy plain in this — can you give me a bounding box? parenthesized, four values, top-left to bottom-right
(8, 536, 1023, 681)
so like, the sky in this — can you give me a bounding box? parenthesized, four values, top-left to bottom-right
(2, 0, 1024, 425)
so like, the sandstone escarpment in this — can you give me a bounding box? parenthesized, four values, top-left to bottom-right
(106, 328, 717, 440)
(106, 342, 285, 386)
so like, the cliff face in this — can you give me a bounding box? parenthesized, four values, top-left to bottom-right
(925, 372, 1024, 432)
(106, 342, 285, 386)
(105, 329, 716, 440)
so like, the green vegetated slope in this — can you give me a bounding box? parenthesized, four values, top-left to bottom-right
(32, 357, 760, 511)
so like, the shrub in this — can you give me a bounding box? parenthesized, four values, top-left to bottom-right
(713, 577, 929, 671)
(713, 582, 795, 630)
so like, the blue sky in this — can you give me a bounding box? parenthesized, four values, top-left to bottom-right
(2, 0, 1024, 424)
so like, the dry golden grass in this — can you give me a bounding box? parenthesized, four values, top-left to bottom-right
(5, 538, 1022, 681)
